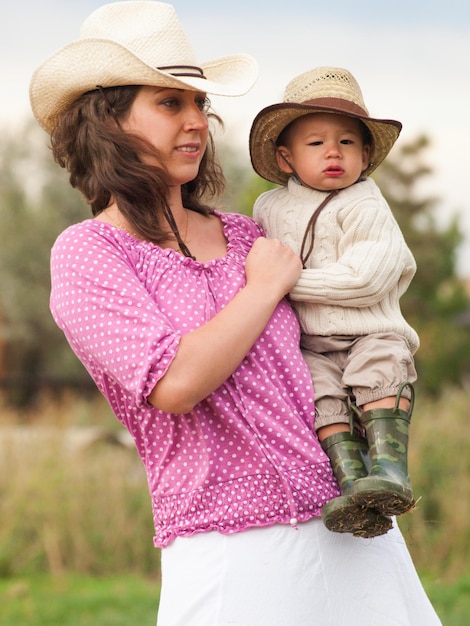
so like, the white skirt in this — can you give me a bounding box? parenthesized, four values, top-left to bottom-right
(156, 518, 442, 626)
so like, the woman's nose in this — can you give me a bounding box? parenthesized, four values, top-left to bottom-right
(184, 104, 209, 130)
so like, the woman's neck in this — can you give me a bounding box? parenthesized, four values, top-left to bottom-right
(166, 185, 186, 221)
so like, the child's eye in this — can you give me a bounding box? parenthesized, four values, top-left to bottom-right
(309, 141, 323, 146)
(341, 139, 354, 145)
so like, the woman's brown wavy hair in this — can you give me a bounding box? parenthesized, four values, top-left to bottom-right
(50, 85, 225, 244)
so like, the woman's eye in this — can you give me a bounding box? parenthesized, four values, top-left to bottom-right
(161, 98, 179, 108)
(196, 96, 211, 112)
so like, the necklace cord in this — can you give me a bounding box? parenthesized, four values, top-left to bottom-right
(300, 190, 338, 268)
(111, 204, 195, 260)
(162, 203, 195, 260)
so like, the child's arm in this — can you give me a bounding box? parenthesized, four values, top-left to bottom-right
(290, 197, 416, 307)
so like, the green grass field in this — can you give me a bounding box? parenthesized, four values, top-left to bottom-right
(1, 572, 470, 625)
(1, 388, 469, 625)
(0, 574, 159, 626)
(422, 572, 470, 626)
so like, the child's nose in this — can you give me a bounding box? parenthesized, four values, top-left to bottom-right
(326, 142, 341, 157)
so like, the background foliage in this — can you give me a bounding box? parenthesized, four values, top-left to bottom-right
(222, 135, 470, 396)
(0, 123, 92, 406)
(1, 123, 469, 404)
(0, 122, 469, 624)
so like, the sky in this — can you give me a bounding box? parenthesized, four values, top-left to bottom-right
(2, 0, 470, 274)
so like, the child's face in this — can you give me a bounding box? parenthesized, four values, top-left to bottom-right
(276, 112, 370, 191)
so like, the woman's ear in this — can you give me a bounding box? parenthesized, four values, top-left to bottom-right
(275, 146, 294, 174)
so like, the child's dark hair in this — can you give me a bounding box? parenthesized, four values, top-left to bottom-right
(276, 114, 373, 149)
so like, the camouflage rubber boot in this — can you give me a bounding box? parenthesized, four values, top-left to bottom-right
(351, 382, 416, 517)
(321, 431, 392, 538)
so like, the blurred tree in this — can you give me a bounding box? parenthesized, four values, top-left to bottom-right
(1, 125, 468, 406)
(222, 134, 470, 396)
(0, 121, 93, 407)
(218, 144, 277, 216)
(373, 135, 470, 395)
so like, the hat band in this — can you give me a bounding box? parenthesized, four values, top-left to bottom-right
(157, 65, 206, 79)
(302, 97, 367, 117)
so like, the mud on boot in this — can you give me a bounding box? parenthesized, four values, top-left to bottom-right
(351, 382, 416, 517)
(321, 431, 392, 538)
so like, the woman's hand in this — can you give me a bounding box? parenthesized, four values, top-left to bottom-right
(245, 237, 302, 301)
(149, 237, 302, 414)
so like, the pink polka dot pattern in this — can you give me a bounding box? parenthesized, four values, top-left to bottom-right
(50, 211, 339, 547)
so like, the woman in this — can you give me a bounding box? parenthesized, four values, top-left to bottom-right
(29, 2, 442, 624)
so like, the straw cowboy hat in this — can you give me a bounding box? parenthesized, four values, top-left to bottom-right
(30, 1, 258, 132)
(249, 66, 402, 185)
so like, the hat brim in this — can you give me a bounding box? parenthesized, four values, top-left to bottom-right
(30, 39, 258, 132)
(249, 102, 402, 185)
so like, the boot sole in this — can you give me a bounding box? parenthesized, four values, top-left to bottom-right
(322, 497, 392, 538)
(352, 483, 415, 516)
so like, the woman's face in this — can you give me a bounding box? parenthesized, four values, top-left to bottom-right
(122, 85, 210, 186)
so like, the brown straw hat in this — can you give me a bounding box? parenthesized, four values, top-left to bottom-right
(249, 66, 402, 185)
(30, 1, 258, 133)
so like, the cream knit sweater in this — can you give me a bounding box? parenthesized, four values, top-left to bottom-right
(253, 177, 419, 354)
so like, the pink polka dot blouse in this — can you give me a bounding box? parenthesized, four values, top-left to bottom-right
(50, 210, 339, 547)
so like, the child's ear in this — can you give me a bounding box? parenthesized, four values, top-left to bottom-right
(362, 144, 371, 172)
(275, 147, 294, 174)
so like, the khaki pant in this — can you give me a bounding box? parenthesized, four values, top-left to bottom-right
(301, 332, 417, 430)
